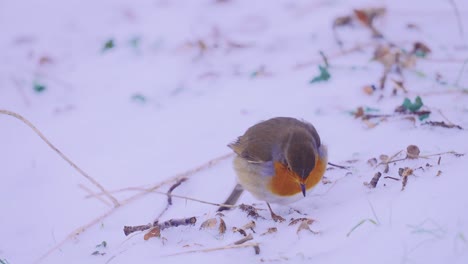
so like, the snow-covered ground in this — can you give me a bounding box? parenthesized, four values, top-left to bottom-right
(1, 0, 468, 263)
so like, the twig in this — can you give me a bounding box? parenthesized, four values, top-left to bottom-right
(123, 216, 197, 236)
(346, 219, 378, 237)
(294, 42, 374, 69)
(155, 178, 188, 220)
(365, 172, 382, 188)
(423, 121, 463, 130)
(448, 0, 465, 41)
(35, 152, 233, 263)
(0, 109, 120, 207)
(78, 184, 112, 207)
(86, 187, 238, 209)
(327, 162, 351, 170)
(319, 51, 329, 67)
(163, 242, 260, 257)
(233, 233, 254, 245)
(384, 176, 400, 181)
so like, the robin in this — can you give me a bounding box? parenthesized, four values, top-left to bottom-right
(219, 117, 328, 222)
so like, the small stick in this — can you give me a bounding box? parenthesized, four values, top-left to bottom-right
(384, 176, 400, 181)
(423, 121, 463, 130)
(366, 172, 382, 188)
(327, 162, 350, 170)
(36, 153, 233, 263)
(155, 178, 188, 220)
(123, 216, 197, 236)
(233, 233, 253, 245)
(163, 242, 260, 257)
(448, 0, 465, 41)
(0, 109, 120, 207)
(78, 184, 112, 207)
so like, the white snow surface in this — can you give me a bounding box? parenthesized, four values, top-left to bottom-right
(1, 0, 468, 263)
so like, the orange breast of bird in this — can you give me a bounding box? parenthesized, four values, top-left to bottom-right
(268, 157, 327, 196)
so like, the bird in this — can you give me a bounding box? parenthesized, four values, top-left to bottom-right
(218, 117, 328, 222)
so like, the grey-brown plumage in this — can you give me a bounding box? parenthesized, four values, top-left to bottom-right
(228, 117, 321, 179)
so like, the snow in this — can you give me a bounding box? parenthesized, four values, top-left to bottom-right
(1, 0, 468, 263)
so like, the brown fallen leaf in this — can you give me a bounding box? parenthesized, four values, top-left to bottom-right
(219, 218, 227, 234)
(199, 218, 218, 230)
(363, 85, 376, 95)
(232, 227, 247, 236)
(406, 145, 421, 159)
(289, 218, 315, 226)
(296, 220, 319, 235)
(367, 158, 378, 167)
(261, 227, 278, 236)
(144, 226, 161, 240)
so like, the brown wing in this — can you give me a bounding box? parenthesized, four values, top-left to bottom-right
(228, 117, 321, 163)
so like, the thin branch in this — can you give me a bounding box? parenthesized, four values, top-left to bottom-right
(327, 162, 351, 170)
(123, 216, 197, 236)
(78, 184, 112, 207)
(448, 0, 465, 41)
(0, 109, 120, 207)
(155, 178, 188, 220)
(162, 242, 260, 257)
(35, 152, 233, 263)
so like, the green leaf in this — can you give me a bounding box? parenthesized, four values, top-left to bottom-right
(414, 49, 427, 58)
(419, 113, 430, 121)
(96, 241, 107, 248)
(102, 39, 115, 52)
(131, 93, 147, 103)
(33, 82, 46, 93)
(310, 65, 331, 84)
(130, 36, 141, 49)
(402, 96, 423, 112)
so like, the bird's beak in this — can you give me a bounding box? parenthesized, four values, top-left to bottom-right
(300, 183, 306, 197)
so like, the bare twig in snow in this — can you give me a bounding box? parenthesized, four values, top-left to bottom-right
(124, 216, 197, 236)
(0, 109, 120, 207)
(155, 178, 188, 220)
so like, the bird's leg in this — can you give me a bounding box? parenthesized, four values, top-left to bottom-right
(267, 202, 285, 222)
(218, 184, 244, 212)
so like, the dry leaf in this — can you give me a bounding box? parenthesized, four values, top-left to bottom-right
(289, 218, 315, 226)
(333, 15, 353, 27)
(241, 221, 256, 232)
(379, 154, 389, 162)
(296, 220, 319, 235)
(232, 227, 247, 236)
(362, 85, 375, 95)
(436, 170, 442, 177)
(354, 107, 364, 118)
(219, 218, 227, 234)
(199, 218, 218, 230)
(367, 158, 378, 166)
(144, 226, 161, 240)
(354, 9, 372, 27)
(363, 120, 377, 128)
(406, 145, 420, 159)
(261, 227, 278, 236)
